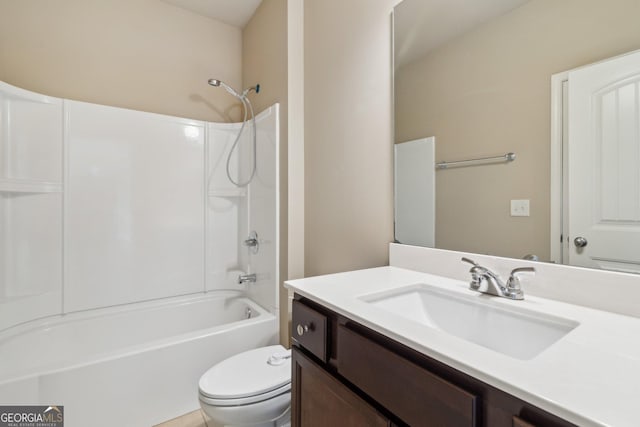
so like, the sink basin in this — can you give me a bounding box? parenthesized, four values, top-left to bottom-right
(360, 284, 578, 360)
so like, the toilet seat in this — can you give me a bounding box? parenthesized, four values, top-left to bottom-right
(199, 345, 291, 407)
(200, 382, 291, 407)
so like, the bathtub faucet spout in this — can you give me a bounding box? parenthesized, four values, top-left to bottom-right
(238, 273, 257, 285)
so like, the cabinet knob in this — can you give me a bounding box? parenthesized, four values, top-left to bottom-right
(296, 323, 310, 336)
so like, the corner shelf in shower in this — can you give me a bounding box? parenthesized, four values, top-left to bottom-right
(0, 178, 62, 194)
(208, 188, 247, 198)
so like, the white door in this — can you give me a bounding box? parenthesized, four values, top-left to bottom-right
(394, 137, 435, 247)
(568, 50, 640, 273)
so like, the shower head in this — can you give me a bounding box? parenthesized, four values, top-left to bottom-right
(207, 78, 241, 98)
(208, 79, 260, 99)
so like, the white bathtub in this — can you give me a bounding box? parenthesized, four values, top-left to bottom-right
(0, 291, 278, 426)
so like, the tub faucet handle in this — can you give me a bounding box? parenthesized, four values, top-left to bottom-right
(243, 231, 259, 254)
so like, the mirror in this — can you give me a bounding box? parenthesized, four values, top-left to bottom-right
(393, 0, 640, 271)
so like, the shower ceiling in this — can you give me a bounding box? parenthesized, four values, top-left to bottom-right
(162, 0, 263, 28)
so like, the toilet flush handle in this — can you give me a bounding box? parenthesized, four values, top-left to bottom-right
(267, 350, 292, 366)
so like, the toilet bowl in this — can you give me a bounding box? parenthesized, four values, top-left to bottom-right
(199, 345, 291, 427)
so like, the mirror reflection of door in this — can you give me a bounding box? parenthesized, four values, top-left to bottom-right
(394, 137, 435, 247)
(565, 50, 640, 273)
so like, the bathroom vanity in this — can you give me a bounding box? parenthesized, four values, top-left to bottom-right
(290, 296, 573, 427)
(285, 244, 640, 427)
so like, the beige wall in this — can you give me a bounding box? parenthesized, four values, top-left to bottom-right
(304, 0, 395, 276)
(0, 0, 242, 122)
(395, 0, 640, 260)
(242, 0, 291, 345)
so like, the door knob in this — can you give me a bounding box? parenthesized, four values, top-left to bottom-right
(574, 236, 588, 248)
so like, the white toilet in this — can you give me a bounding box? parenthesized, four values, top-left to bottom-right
(198, 345, 292, 427)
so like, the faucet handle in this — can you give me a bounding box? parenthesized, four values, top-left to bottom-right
(506, 267, 535, 297)
(461, 257, 484, 289)
(509, 266, 536, 279)
(461, 257, 479, 267)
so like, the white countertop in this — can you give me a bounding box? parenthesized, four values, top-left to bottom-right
(285, 266, 640, 427)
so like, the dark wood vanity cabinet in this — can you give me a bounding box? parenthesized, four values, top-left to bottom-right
(293, 347, 391, 427)
(291, 297, 577, 427)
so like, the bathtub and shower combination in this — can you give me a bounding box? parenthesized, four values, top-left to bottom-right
(0, 293, 276, 426)
(0, 81, 280, 426)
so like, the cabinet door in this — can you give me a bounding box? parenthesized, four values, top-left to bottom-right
(292, 347, 390, 427)
(337, 325, 478, 427)
(513, 416, 536, 427)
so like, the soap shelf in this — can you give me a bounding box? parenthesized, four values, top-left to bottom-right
(208, 188, 247, 198)
(0, 178, 63, 194)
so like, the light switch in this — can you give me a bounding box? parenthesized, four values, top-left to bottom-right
(511, 199, 530, 217)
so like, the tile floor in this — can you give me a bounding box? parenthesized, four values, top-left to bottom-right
(154, 409, 210, 427)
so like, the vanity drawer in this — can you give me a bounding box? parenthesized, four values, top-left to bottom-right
(292, 300, 328, 362)
(337, 325, 478, 427)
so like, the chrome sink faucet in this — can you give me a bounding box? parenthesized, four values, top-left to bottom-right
(461, 257, 535, 300)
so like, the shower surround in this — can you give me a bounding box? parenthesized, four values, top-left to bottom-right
(0, 81, 279, 425)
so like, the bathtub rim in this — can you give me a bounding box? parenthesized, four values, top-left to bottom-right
(0, 290, 261, 338)
(0, 290, 276, 386)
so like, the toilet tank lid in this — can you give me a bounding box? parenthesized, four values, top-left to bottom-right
(199, 345, 291, 399)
